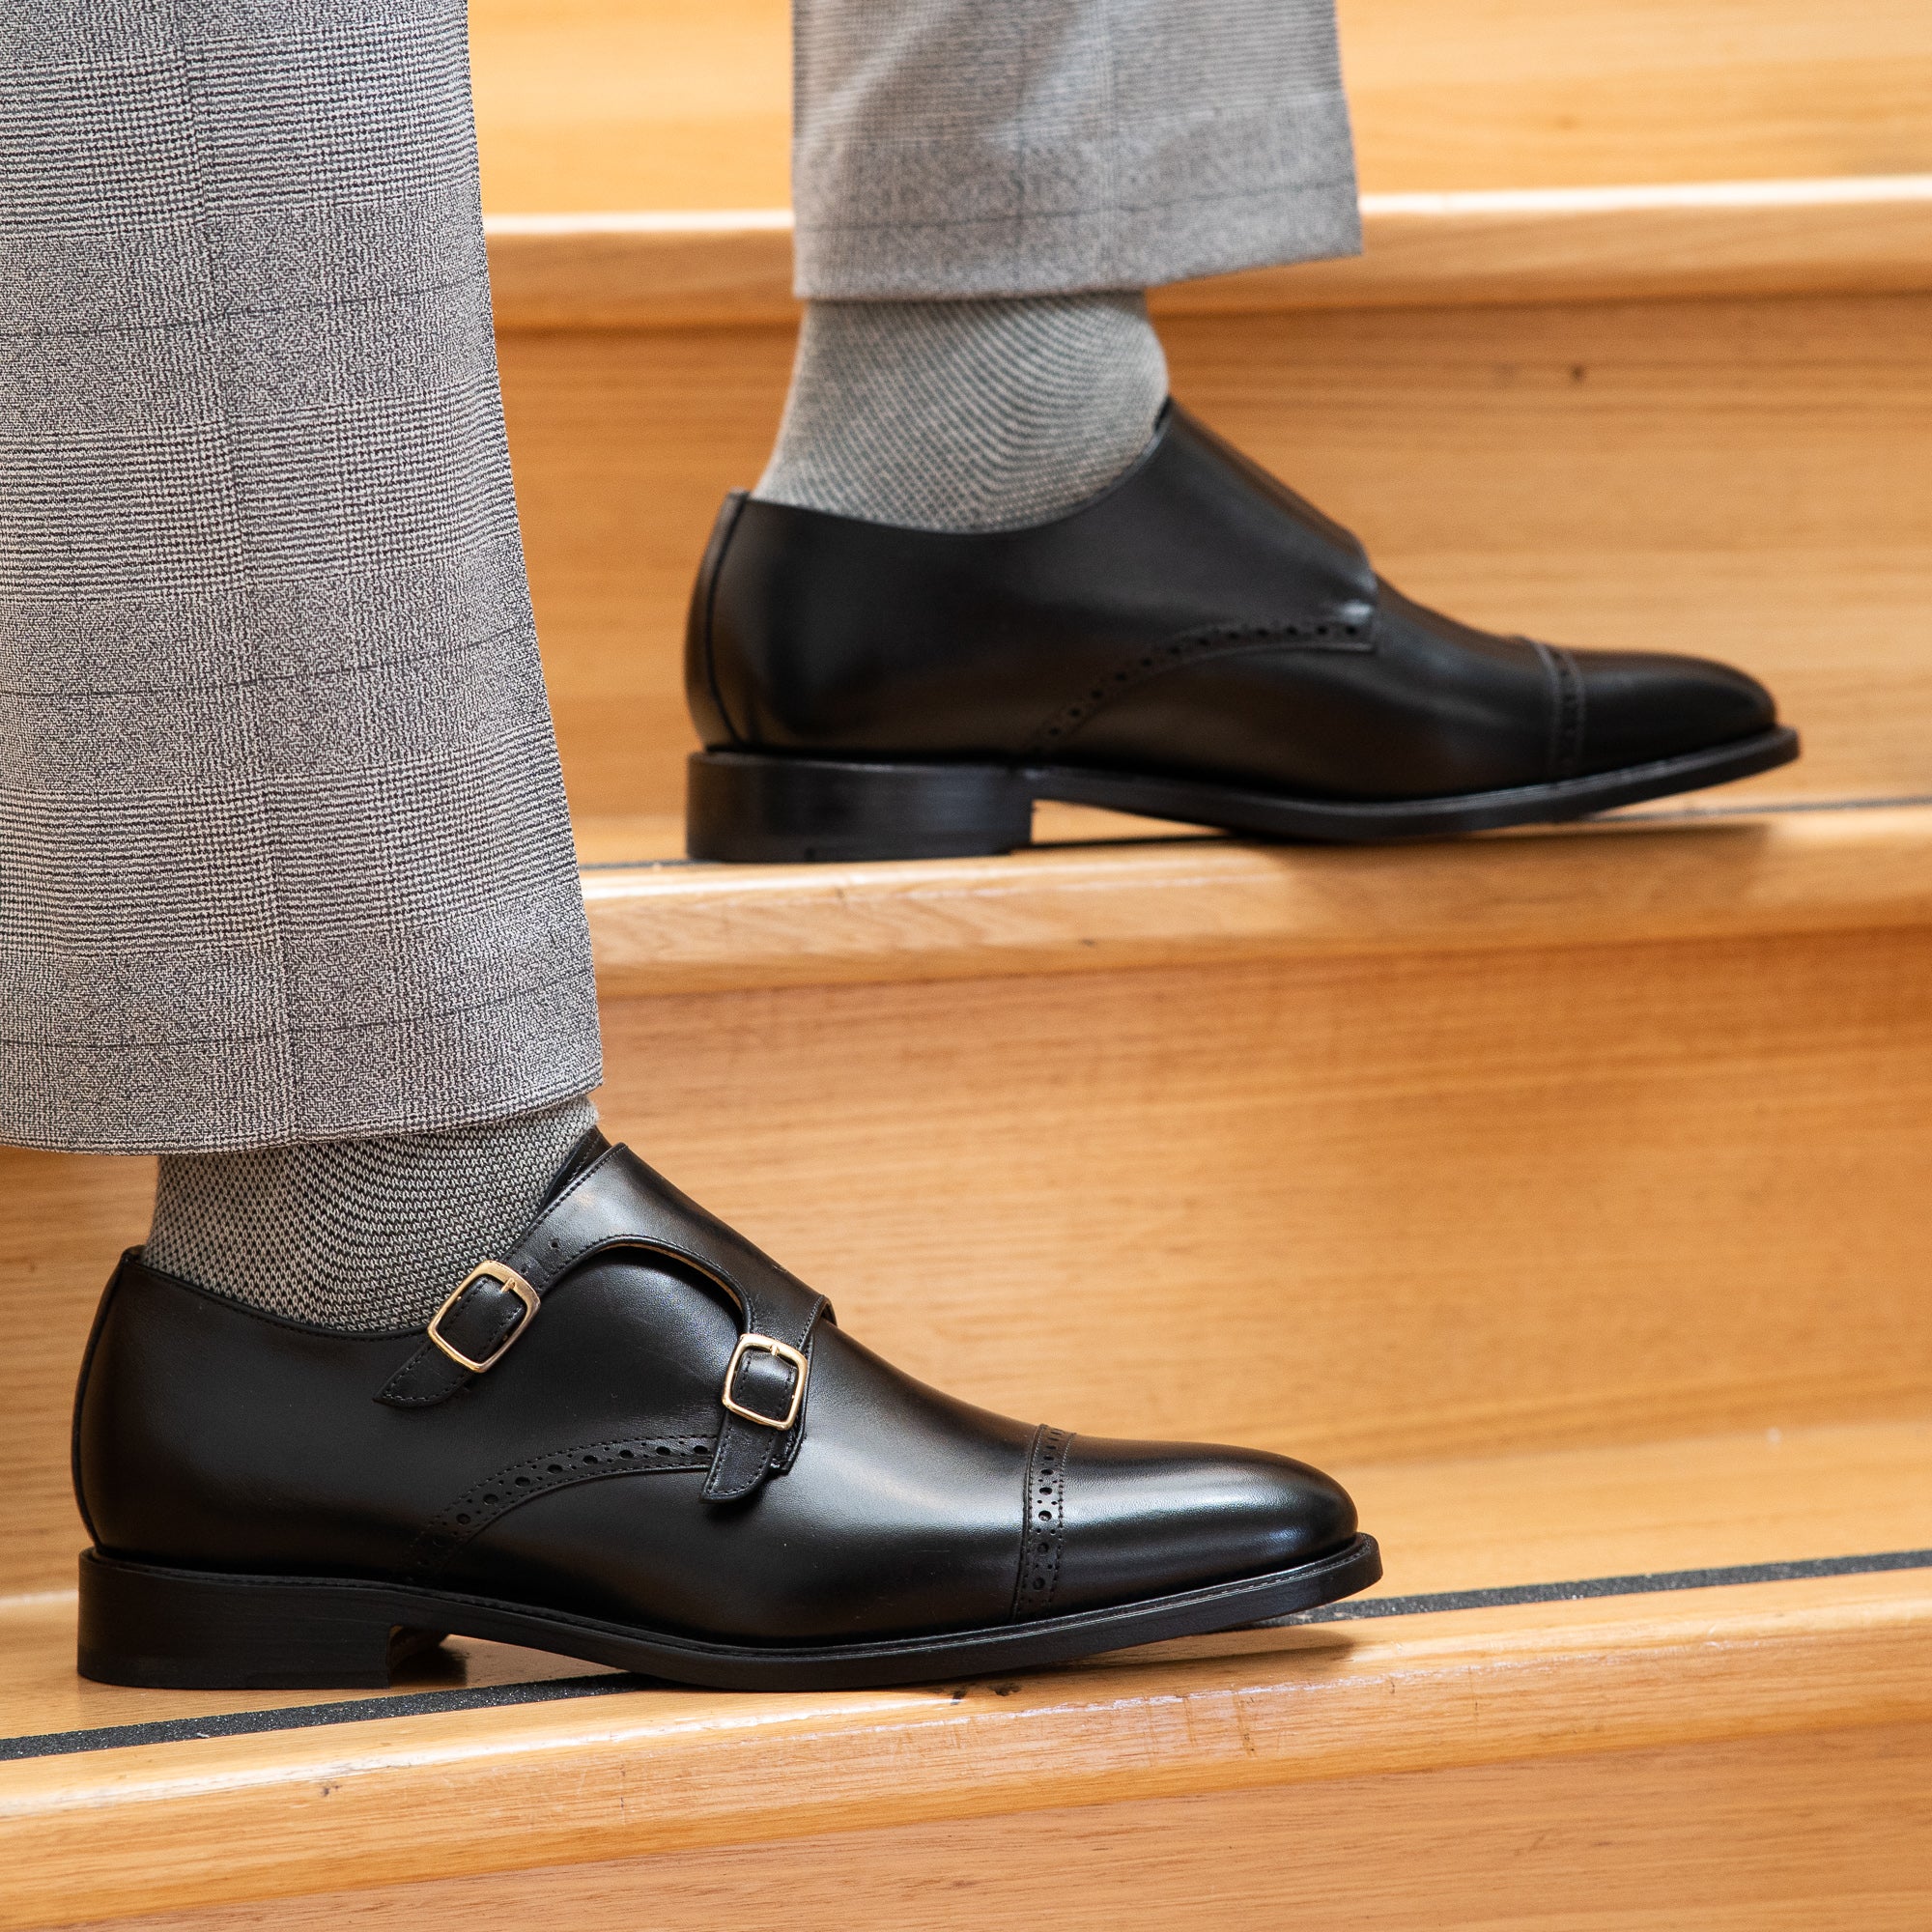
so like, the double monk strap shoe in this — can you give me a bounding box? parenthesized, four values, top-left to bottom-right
(72, 1133, 1379, 1691)
(684, 403, 1797, 862)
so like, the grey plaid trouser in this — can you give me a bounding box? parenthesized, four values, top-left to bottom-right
(794, 0, 1360, 298)
(0, 0, 1356, 1154)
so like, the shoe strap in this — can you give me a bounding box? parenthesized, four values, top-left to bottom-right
(375, 1136, 829, 1503)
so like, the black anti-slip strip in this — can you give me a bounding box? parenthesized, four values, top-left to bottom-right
(1269, 1546, 1932, 1625)
(6, 1547, 1929, 1764)
(0, 1672, 634, 1764)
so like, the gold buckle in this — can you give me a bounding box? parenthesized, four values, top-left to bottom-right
(721, 1332, 810, 1431)
(426, 1261, 539, 1374)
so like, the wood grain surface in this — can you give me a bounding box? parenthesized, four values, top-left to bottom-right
(64, 1724, 1932, 1931)
(587, 924, 1932, 1463)
(466, 0, 1932, 212)
(8, 913, 1931, 1596)
(484, 181, 1932, 330)
(1336, 0, 1932, 194)
(471, 0, 790, 213)
(580, 805, 1932, 997)
(10, 1570, 1930, 1925)
(17, 8, 1932, 1920)
(500, 291, 1932, 820)
(7, 1412, 1930, 1926)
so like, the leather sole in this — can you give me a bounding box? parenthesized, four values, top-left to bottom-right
(686, 726, 1801, 863)
(75, 1535, 1381, 1692)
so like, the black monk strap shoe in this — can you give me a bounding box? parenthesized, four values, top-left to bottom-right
(684, 402, 1798, 862)
(72, 1133, 1379, 1691)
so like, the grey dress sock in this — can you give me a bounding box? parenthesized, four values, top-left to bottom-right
(754, 293, 1169, 532)
(144, 1095, 599, 1333)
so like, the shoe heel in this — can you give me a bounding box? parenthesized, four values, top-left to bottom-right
(686, 750, 1034, 863)
(77, 1550, 444, 1690)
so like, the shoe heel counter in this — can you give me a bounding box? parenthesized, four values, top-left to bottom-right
(686, 490, 752, 748)
(71, 1253, 209, 1559)
(71, 1251, 137, 1548)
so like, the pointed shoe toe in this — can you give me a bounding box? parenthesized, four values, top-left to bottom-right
(1569, 646, 1781, 776)
(1037, 1433, 1360, 1618)
(71, 1134, 1378, 1692)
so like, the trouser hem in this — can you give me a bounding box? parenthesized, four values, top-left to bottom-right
(794, 93, 1361, 300)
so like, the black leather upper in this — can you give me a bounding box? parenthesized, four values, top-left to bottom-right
(375, 1141, 825, 1503)
(688, 404, 1776, 800)
(72, 1140, 1356, 1645)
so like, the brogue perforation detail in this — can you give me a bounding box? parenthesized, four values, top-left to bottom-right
(1534, 639, 1588, 781)
(1023, 615, 1373, 758)
(407, 1434, 717, 1578)
(1012, 1425, 1071, 1620)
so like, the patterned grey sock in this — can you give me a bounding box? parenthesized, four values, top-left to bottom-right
(144, 1095, 599, 1332)
(754, 293, 1169, 532)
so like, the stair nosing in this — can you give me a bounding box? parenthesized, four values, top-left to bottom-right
(7, 1566, 1928, 1923)
(582, 797, 1932, 999)
(8, 1545, 1931, 1766)
(486, 174, 1932, 329)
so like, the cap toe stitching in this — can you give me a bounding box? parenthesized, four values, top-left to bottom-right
(1530, 639, 1587, 781)
(1011, 1424, 1071, 1620)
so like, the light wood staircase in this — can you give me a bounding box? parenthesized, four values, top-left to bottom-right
(5, 1, 1932, 1923)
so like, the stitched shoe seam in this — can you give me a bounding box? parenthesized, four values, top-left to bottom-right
(443, 1293, 526, 1365)
(1011, 1424, 1071, 1620)
(1532, 639, 1587, 781)
(406, 1433, 718, 1579)
(1020, 620, 1372, 759)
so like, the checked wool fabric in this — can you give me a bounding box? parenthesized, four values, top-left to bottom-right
(1, 0, 1358, 1153)
(0, 0, 599, 1151)
(791, 0, 1360, 299)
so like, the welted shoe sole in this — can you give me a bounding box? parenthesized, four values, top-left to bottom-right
(76, 1534, 1382, 1693)
(687, 728, 1800, 863)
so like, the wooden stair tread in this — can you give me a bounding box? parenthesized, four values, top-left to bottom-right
(6, 1416, 1927, 1924)
(484, 176, 1932, 329)
(467, 0, 1932, 213)
(576, 800, 1932, 997)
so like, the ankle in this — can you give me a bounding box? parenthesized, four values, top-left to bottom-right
(754, 292, 1168, 533)
(143, 1096, 600, 1332)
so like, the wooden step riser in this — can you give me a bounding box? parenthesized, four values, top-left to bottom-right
(1331, 0, 1932, 194)
(10, 918, 1931, 1595)
(505, 289, 1932, 820)
(69, 1723, 1932, 1931)
(603, 923, 1932, 1459)
(468, 0, 1932, 211)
